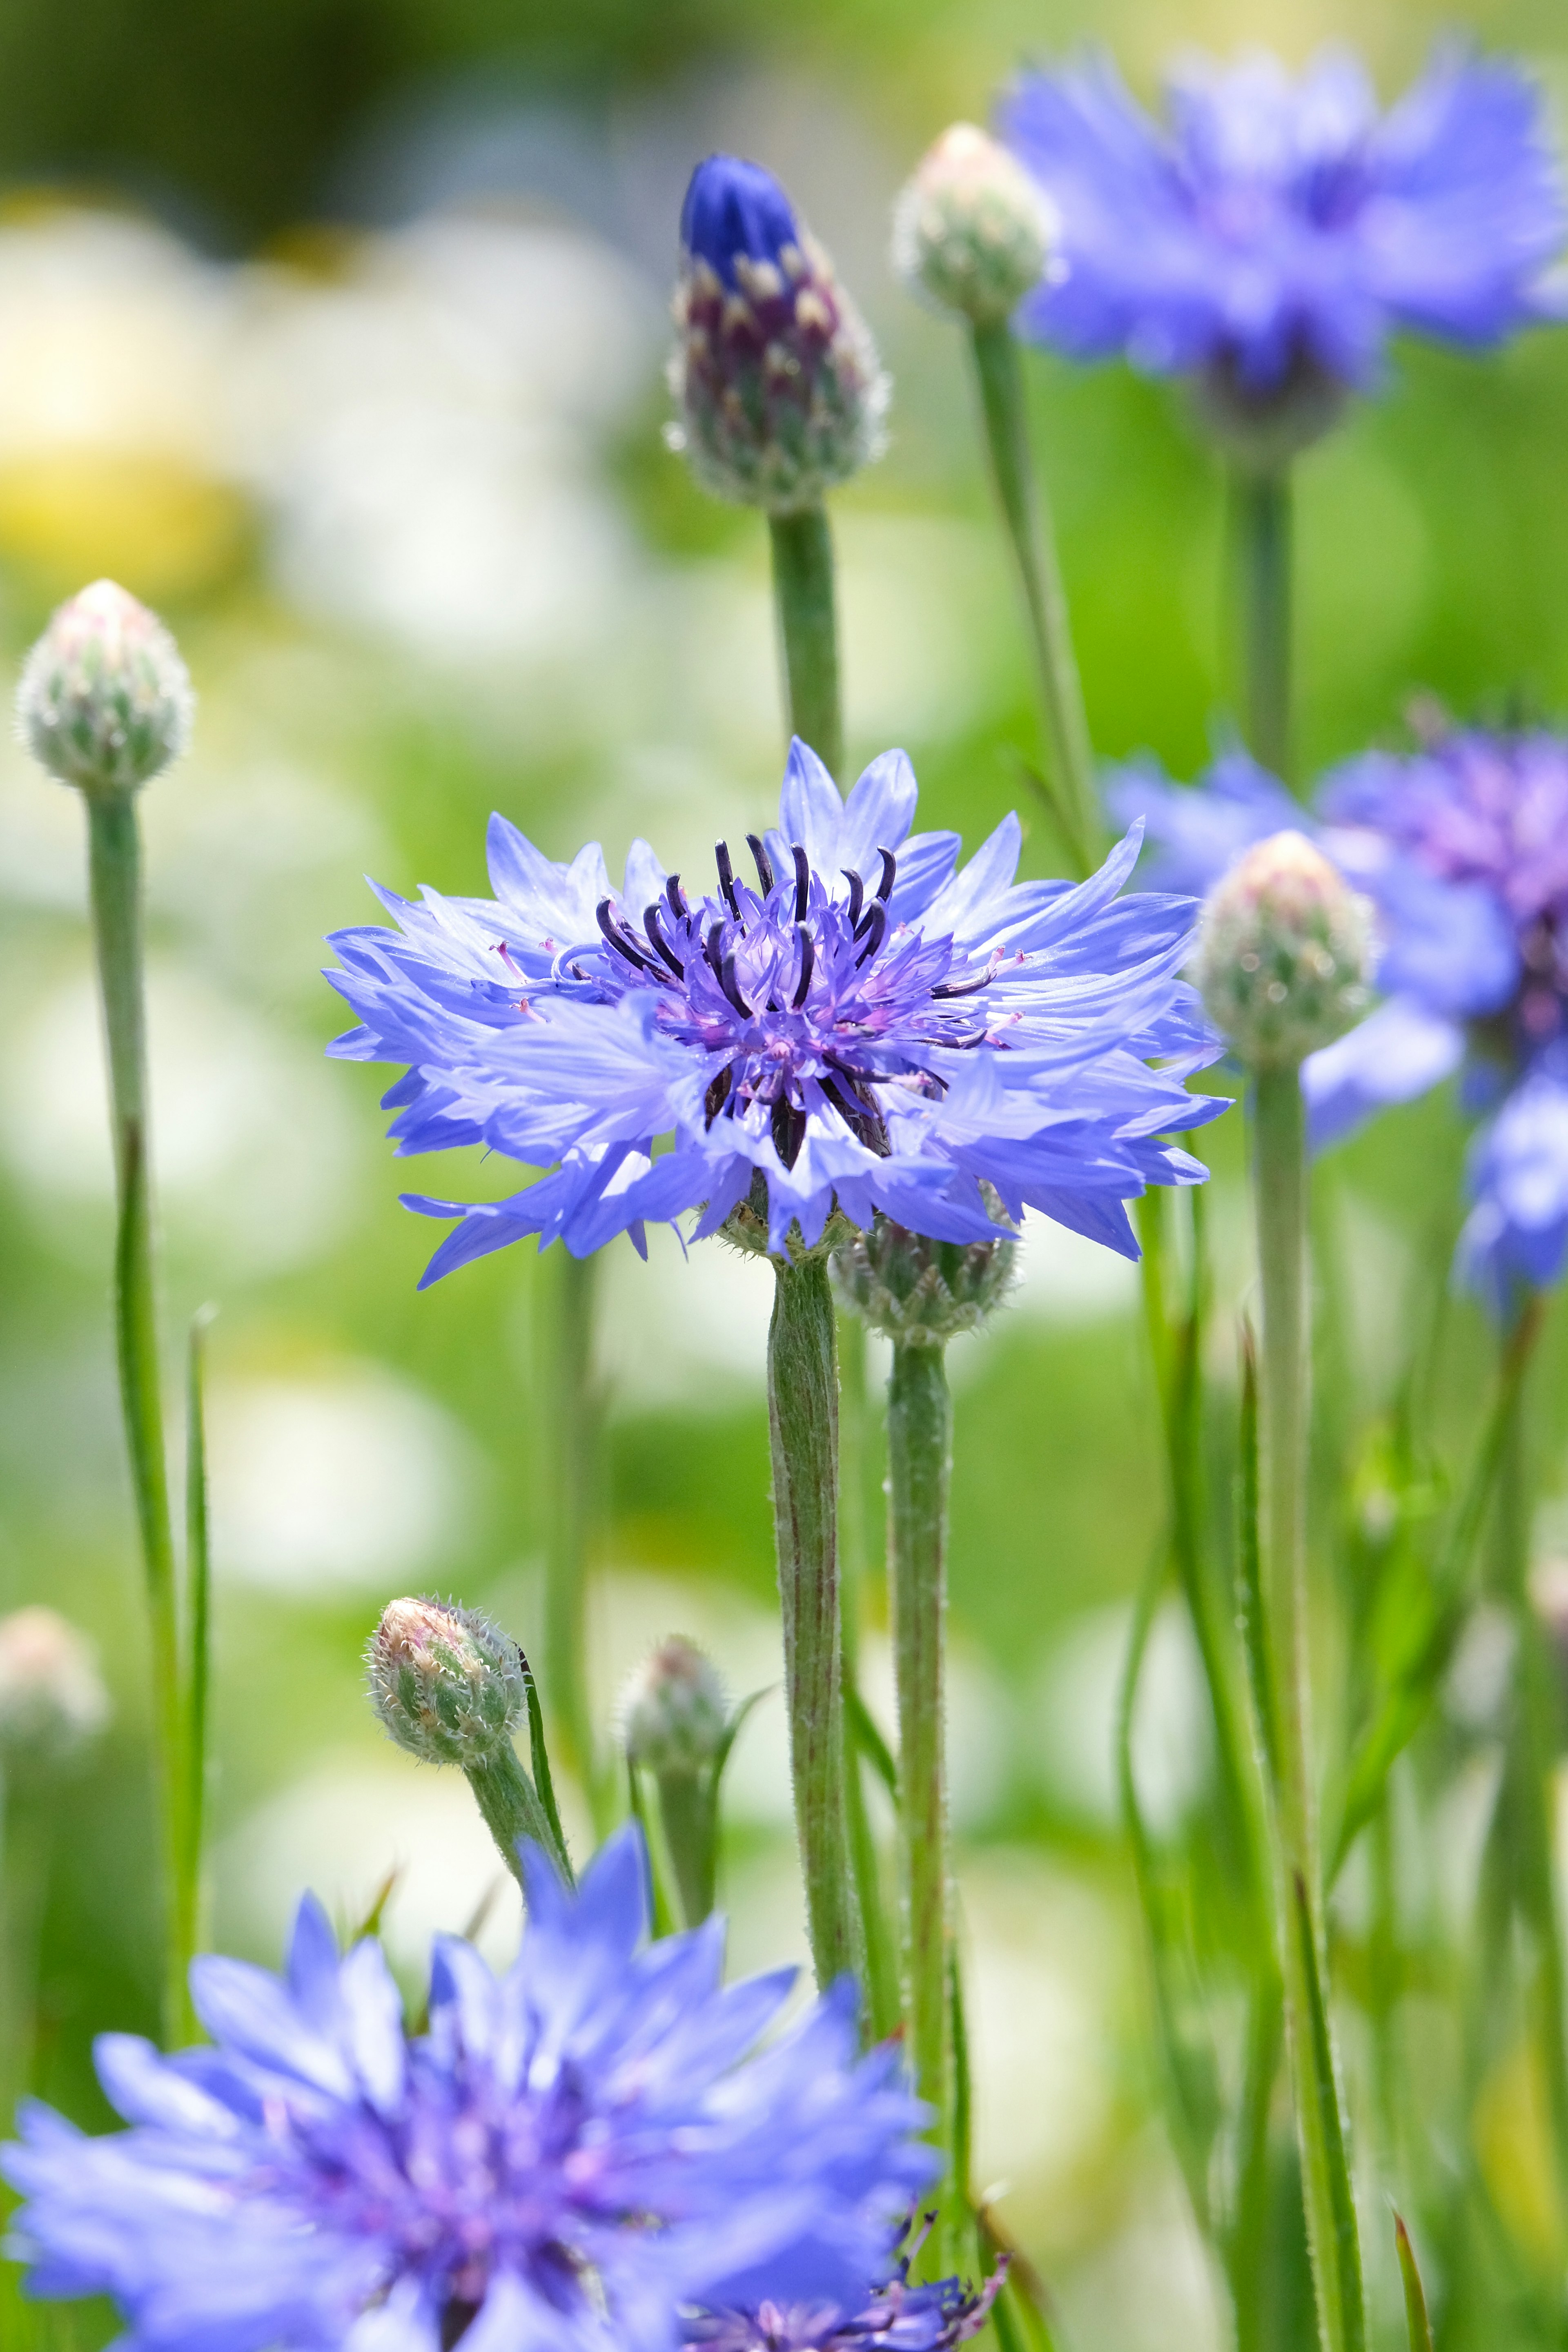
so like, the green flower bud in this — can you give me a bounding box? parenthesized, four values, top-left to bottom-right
(622, 1637, 728, 1776)
(17, 578, 194, 795)
(832, 1211, 1017, 1346)
(0, 1606, 111, 1769)
(1192, 831, 1375, 1070)
(367, 1596, 525, 1770)
(892, 124, 1057, 325)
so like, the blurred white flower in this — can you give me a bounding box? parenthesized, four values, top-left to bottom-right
(0, 1604, 110, 1767)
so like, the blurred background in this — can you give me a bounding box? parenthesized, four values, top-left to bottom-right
(5, 0, 1568, 2345)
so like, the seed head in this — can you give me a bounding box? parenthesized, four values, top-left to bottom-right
(622, 1637, 728, 1776)
(893, 124, 1057, 325)
(17, 579, 194, 795)
(1193, 830, 1375, 1069)
(832, 1210, 1017, 1345)
(0, 1606, 110, 1769)
(367, 1596, 526, 1769)
(668, 154, 888, 512)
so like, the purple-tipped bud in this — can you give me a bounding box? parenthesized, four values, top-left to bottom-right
(367, 1595, 525, 1769)
(832, 1209, 1016, 1345)
(892, 124, 1057, 325)
(1193, 831, 1374, 1069)
(623, 1637, 728, 1776)
(0, 1606, 110, 1768)
(668, 154, 888, 512)
(17, 579, 194, 795)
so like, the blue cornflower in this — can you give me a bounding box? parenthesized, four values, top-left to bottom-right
(325, 742, 1226, 1277)
(689, 2232, 1004, 2352)
(2, 1826, 935, 2352)
(1112, 725, 1568, 1308)
(1001, 45, 1565, 451)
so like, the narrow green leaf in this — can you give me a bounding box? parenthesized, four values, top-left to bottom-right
(185, 1305, 217, 1914)
(1291, 1871, 1366, 2352)
(520, 1651, 572, 1883)
(845, 1683, 898, 1799)
(1236, 1322, 1280, 1793)
(1393, 2214, 1434, 2352)
(346, 1865, 401, 1947)
(712, 1685, 771, 1786)
(949, 1944, 972, 2209)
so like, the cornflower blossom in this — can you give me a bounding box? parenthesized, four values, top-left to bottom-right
(1110, 727, 1568, 1307)
(1000, 45, 1565, 443)
(325, 743, 1224, 1278)
(2, 1827, 936, 2352)
(689, 2239, 1004, 2352)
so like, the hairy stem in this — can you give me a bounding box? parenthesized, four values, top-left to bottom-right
(969, 318, 1099, 876)
(464, 1742, 562, 1891)
(768, 1254, 862, 1994)
(540, 1247, 608, 1833)
(839, 1315, 900, 2040)
(1236, 467, 1293, 787)
(1252, 1065, 1364, 2352)
(85, 789, 189, 2048)
(769, 506, 843, 782)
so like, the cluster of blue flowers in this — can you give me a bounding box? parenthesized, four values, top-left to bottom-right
(3, 1830, 965, 2352)
(1111, 722, 1568, 1309)
(326, 741, 1224, 1273)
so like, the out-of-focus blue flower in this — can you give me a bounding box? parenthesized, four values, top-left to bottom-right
(1112, 724, 1568, 1307)
(689, 2236, 1003, 2352)
(1000, 45, 1564, 448)
(327, 742, 1226, 1277)
(2, 1826, 936, 2352)
(1105, 749, 1299, 897)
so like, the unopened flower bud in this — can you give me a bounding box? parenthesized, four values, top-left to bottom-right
(0, 1606, 110, 1769)
(668, 154, 888, 513)
(622, 1637, 728, 1776)
(17, 579, 194, 795)
(832, 1212, 1017, 1345)
(367, 1596, 525, 1770)
(1192, 831, 1374, 1070)
(893, 124, 1056, 325)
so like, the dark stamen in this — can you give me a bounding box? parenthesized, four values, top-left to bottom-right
(746, 833, 776, 893)
(875, 846, 897, 903)
(821, 1074, 891, 1158)
(596, 898, 656, 971)
(931, 970, 991, 1000)
(704, 1064, 734, 1126)
(771, 1096, 807, 1169)
(715, 841, 740, 920)
(666, 873, 688, 922)
(792, 843, 810, 922)
(719, 953, 752, 1018)
(842, 868, 865, 928)
(854, 902, 887, 966)
(643, 904, 684, 976)
(792, 923, 815, 1008)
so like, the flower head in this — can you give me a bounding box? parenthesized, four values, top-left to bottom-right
(18, 578, 194, 794)
(326, 742, 1225, 1278)
(832, 1215, 1016, 1348)
(368, 1594, 526, 1768)
(623, 1637, 730, 1775)
(3, 1825, 936, 2352)
(690, 2235, 1003, 2352)
(893, 125, 1057, 325)
(1192, 830, 1375, 1068)
(669, 156, 887, 512)
(1001, 45, 1566, 458)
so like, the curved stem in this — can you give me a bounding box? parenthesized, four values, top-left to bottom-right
(85, 789, 189, 2049)
(968, 319, 1099, 877)
(887, 1340, 952, 2187)
(464, 1741, 563, 1890)
(768, 1254, 862, 1994)
(769, 506, 843, 782)
(1235, 468, 1293, 787)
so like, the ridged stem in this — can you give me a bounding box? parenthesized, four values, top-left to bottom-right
(1236, 467, 1293, 787)
(540, 1247, 609, 1834)
(1252, 1065, 1364, 2352)
(85, 788, 190, 2049)
(463, 1742, 560, 1891)
(968, 318, 1099, 877)
(768, 1253, 861, 1994)
(769, 506, 843, 781)
(886, 1339, 952, 2218)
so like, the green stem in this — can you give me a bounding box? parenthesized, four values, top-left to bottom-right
(839, 1316, 900, 2041)
(768, 507, 843, 781)
(181, 1308, 214, 1996)
(464, 1742, 562, 1891)
(768, 1253, 862, 1993)
(85, 788, 187, 2049)
(968, 318, 1099, 877)
(540, 1247, 608, 1834)
(652, 1768, 717, 1928)
(1252, 1065, 1364, 2352)
(1235, 468, 1293, 786)
(886, 1339, 951, 2185)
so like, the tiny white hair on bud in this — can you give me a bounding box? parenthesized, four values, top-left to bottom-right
(366, 1593, 526, 1769)
(0, 1606, 111, 1768)
(892, 122, 1058, 325)
(1192, 830, 1376, 1070)
(17, 577, 194, 796)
